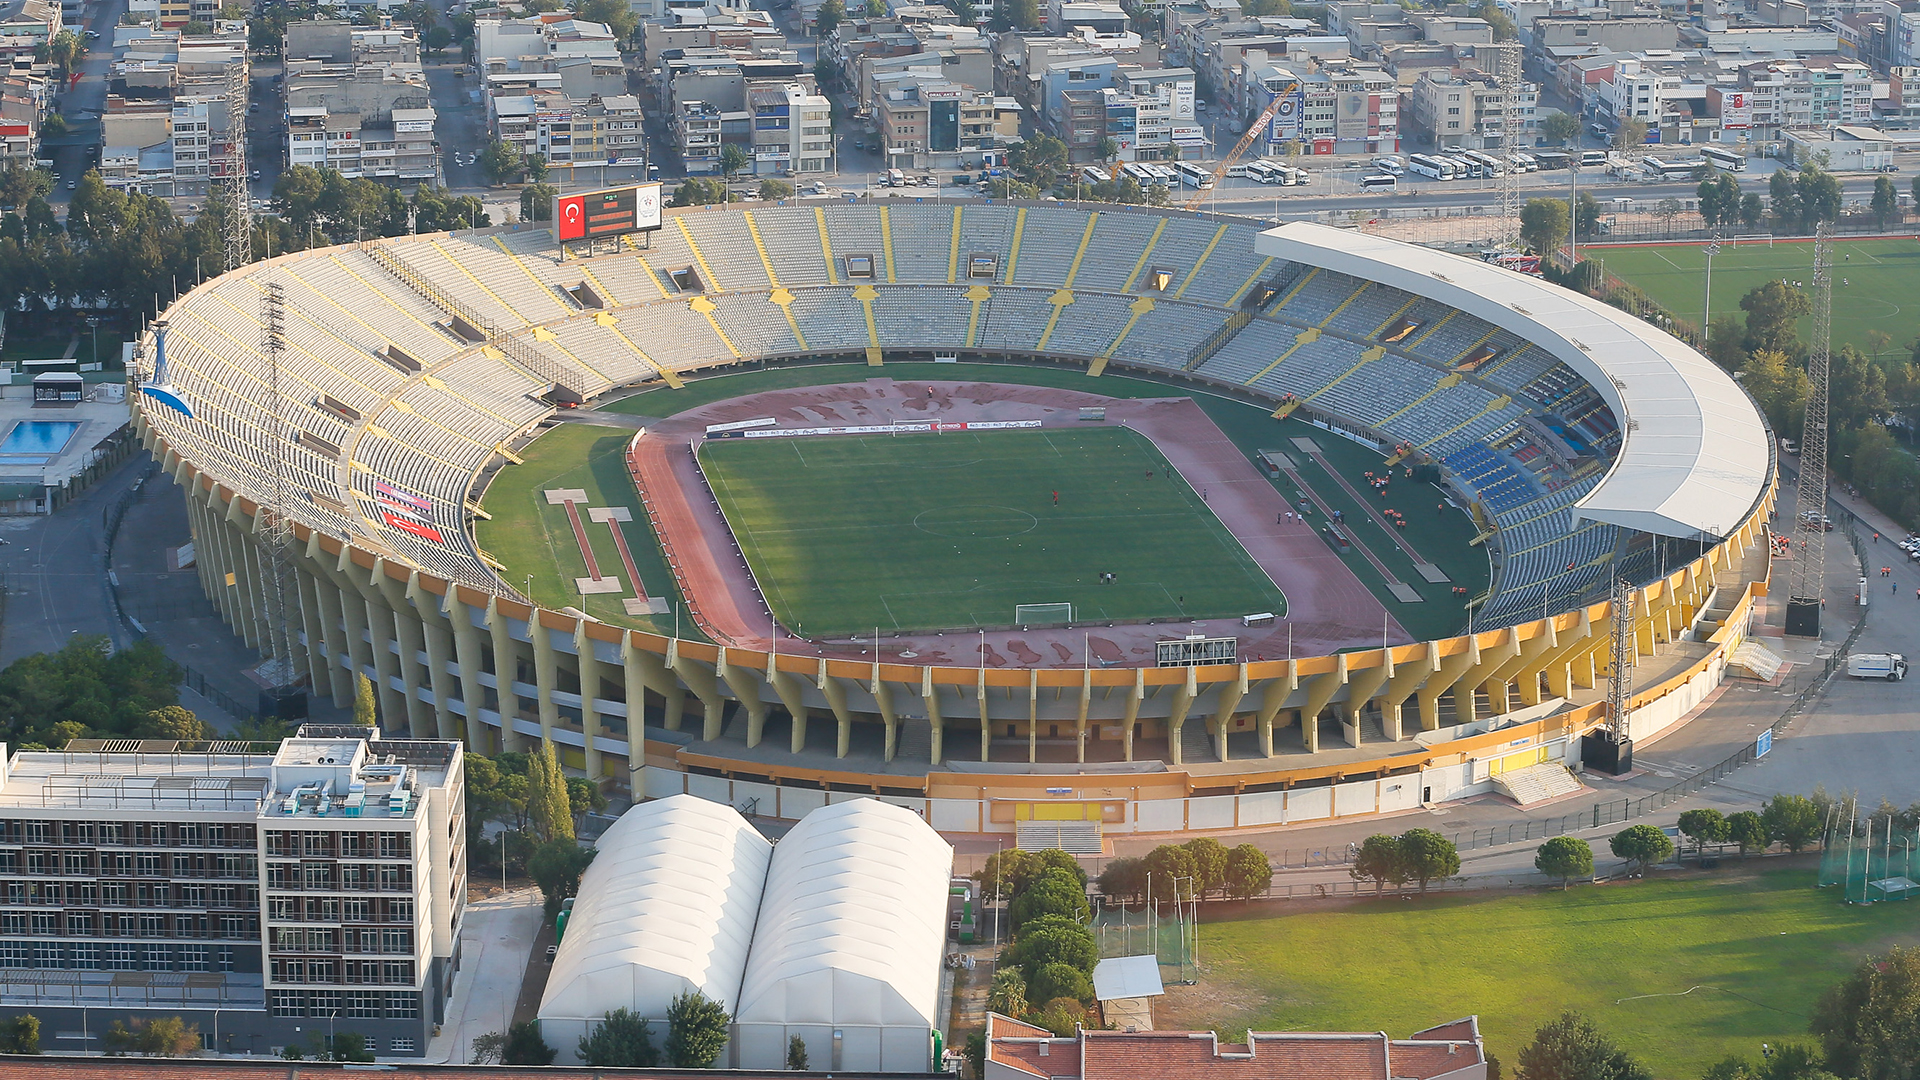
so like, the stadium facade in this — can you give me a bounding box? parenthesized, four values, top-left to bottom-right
(130, 202, 1776, 834)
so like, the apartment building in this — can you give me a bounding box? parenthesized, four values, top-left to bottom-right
(1242, 59, 1401, 155)
(750, 81, 832, 174)
(1739, 57, 1873, 136)
(0, 730, 465, 1057)
(1407, 66, 1536, 150)
(491, 90, 643, 180)
(0, 0, 57, 59)
(283, 21, 436, 183)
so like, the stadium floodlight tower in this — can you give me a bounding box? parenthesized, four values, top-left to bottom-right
(1785, 225, 1834, 638)
(1581, 570, 1637, 775)
(255, 280, 307, 722)
(1492, 43, 1523, 249)
(222, 59, 250, 273)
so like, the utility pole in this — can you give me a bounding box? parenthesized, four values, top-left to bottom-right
(1493, 43, 1522, 251)
(1786, 224, 1833, 637)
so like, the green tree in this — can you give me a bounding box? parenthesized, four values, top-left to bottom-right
(1608, 824, 1674, 875)
(524, 153, 550, 185)
(1614, 117, 1648, 152)
(1008, 133, 1069, 190)
(1762, 793, 1823, 852)
(1677, 808, 1729, 852)
(1029, 961, 1095, 1004)
(1096, 136, 1120, 165)
(1575, 191, 1601, 237)
(502, 1020, 556, 1065)
(328, 1031, 376, 1062)
(521, 182, 558, 223)
(987, 966, 1029, 1016)
(102, 1016, 201, 1057)
(1741, 349, 1810, 435)
(1769, 168, 1804, 232)
(1703, 315, 1746, 371)
(426, 25, 453, 53)
(353, 672, 378, 728)
(1539, 112, 1581, 147)
(470, 1030, 508, 1064)
(578, 1008, 659, 1068)
(1740, 279, 1811, 356)
(1398, 828, 1460, 892)
(1010, 865, 1089, 924)
(1182, 837, 1229, 897)
(1534, 836, 1593, 889)
(1872, 174, 1900, 229)
(1698, 173, 1739, 228)
(1739, 192, 1764, 229)
(478, 139, 526, 185)
(865, 0, 884, 15)
(719, 144, 753, 195)
(1519, 197, 1570, 256)
(787, 1034, 810, 1070)
(526, 742, 574, 842)
(575, 0, 639, 40)
(1515, 1011, 1652, 1080)
(138, 704, 210, 741)
(1006, 914, 1098, 978)
(565, 774, 607, 822)
(1811, 946, 1920, 1080)
(1095, 855, 1147, 904)
(1350, 833, 1407, 892)
(1726, 810, 1768, 854)
(1829, 344, 1890, 430)
(0, 637, 183, 747)
(816, 0, 844, 36)
(759, 178, 796, 200)
(0, 1014, 41, 1054)
(527, 839, 594, 917)
(1142, 842, 1197, 903)
(665, 990, 731, 1068)
(1223, 843, 1272, 900)
(671, 177, 727, 206)
(1474, 0, 1516, 38)
(1796, 163, 1842, 229)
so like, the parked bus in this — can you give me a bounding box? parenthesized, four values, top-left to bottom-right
(1173, 160, 1215, 188)
(1121, 162, 1158, 185)
(1579, 150, 1609, 168)
(1641, 155, 1707, 179)
(1246, 160, 1286, 184)
(1372, 155, 1407, 175)
(1407, 153, 1455, 180)
(1279, 165, 1311, 185)
(1463, 150, 1505, 177)
(1509, 152, 1538, 172)
(1145, 163, 1178, 185)
(1359, 172, 1398, 190)
(1701, 145, 1747, 171)
(1080, 165, 1112, 184)
(1534, 151, 1571, 170)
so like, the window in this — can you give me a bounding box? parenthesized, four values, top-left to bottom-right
(63, 853, 89, 876)
(0, 915, 23, 936)
(104, 944, 137, 971)
(136, 855, 163, 876)
(23, 822, 49, 844)
(0, 943, 29, 968)
(347, 990, 382, 1018)
(71, 943, 98, 969)
(385, 991, 420, 1019)
(386, 899, 413, 923)
(141, 915, 167, 937)
(272, 990, 306, 1017)
(143, 946, 171, 971)
(66, 913, 93, 935)
(30, 914, 53, 936)
(181, 946, 209, 972)
(218, 947, 234, 972)
(343, 900, 370, 922)
(382, 960, 413, 985)
(32, 943, 57, 968)
(389, 1039, 416, 1054)
(381, 928, 411, 954)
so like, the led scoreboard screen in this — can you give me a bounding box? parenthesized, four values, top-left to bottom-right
(553, 182, 662, 243)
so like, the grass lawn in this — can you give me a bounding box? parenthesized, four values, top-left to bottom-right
(1590, 236, 1920, 355)
(698, 426, 1288, 638)
(1165, 866, 1911, 1078)
(607, 361, 1488, 640)
(475, 422, 700, 641)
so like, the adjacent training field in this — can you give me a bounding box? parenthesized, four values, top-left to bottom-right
(1161, 867, 1902, 1078)
(1590, 236, 1920, 354)
(696, 427, 1289, 639)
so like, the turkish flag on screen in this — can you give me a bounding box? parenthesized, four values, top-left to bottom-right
(556, 195, 586, 241)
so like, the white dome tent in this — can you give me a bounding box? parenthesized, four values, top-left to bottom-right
(537, 794, 772, 1062)
(732, 799, 954, 1072)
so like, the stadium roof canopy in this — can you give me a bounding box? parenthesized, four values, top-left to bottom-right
(538, 793, 771, 1025)
(735, 799, 953, 1034)
(1255, 222, 1771, 541)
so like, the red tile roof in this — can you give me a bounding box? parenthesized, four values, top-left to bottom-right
(987, 1018, 1485, 1080)
(0, 1059, 943, 1080)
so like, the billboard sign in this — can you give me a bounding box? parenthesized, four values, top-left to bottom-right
(1267, 82, 1304, 143)
(1335, 91, 1368, 140)
(1721, 91, 1752, 131)
(554, 182, 663, 243)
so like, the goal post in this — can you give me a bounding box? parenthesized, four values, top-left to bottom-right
(1013, 603, 1073, 627)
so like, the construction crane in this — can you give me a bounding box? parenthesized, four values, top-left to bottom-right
(1182, 94, 1288, 212)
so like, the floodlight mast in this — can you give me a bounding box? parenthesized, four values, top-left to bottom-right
(223, 60, 251, 273)
(1785, 224, 1832, 637)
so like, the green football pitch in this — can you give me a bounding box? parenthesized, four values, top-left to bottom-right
(695, 427, 1289, 639)
(1589, 236, 1920, 354)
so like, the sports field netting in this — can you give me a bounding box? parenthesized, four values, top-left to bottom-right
(696, 427, 1288, 639)
(1818, 817, 1920, 904)
(1588, 237, 1920, 354)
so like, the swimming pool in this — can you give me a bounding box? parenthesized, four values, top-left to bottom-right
(0, 421, 83, 463)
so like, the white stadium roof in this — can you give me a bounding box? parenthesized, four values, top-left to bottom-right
(735, 799, 954, 1033)
(1255, 222, 1770, 541)
(539, 794, 771, 1025)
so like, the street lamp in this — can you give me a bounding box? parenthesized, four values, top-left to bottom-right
(1703, 238, 1722, 337)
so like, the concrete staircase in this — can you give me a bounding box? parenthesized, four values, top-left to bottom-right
(1016, 820, 1104, 855)
(1494, 762, 1584, 807)
(894, 720, 934, 765)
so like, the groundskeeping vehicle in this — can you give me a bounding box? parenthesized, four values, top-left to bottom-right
(1846, 653, 1908, 680)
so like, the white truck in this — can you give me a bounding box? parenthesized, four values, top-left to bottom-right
(1846, 653, 1908, 680)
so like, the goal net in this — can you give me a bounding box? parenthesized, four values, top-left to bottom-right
(1013, 603, 1073, 626)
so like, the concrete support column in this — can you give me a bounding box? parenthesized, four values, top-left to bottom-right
(1417, 639, 1480, 732)
(920, 668, 944, 765)
(447, 592, 489, 750)
(1211, 665, 1248, 763)
(977, 672, 991, 763)
(375, 570, 431, 738)
(1122, 669, 1146, 763)
(667, 640, 726, 741)
(1254, 663, 1296, 758)
(486, 598, 527, 752)
(418, 596, 459, 741)
(818, 663, 854, 760)
(527, 609, 561, 751)
(1298, 662, 1345, 755)
(1027, 671, 1039, 765)
(870, 675, 898, 762)
(574, 624, 603, 784)
(294, 558, 330, 698)
(309, 563, 354, 706)
(1075, 670, 1092, 765)
(717, 649, 768, 746)
(1165, 666, 1198, 766)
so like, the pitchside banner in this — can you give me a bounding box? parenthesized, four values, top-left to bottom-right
(708, 420, 1044, 440)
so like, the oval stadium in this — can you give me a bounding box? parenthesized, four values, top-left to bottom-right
(132, 199, 1777, 835)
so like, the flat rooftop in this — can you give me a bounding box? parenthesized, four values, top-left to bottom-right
(0, 747, 274, 813)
